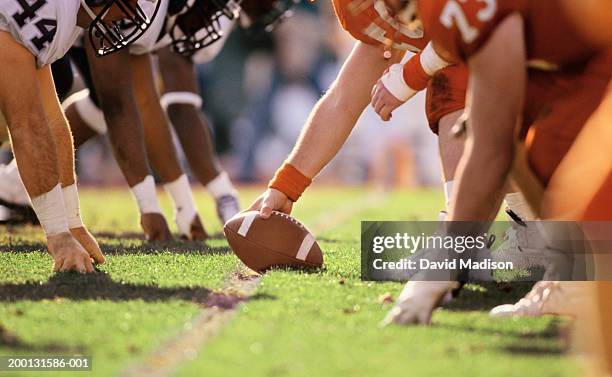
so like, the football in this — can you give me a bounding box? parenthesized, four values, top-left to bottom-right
(224, 211, 323, 273)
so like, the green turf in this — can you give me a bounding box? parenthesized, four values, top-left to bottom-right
(0, 187, 580, 377)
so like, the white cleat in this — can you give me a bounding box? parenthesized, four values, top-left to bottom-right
(216, 194, 240, 225)
(0, 160, 30, 207)
(493, 214, 573, 280)
(382, 280, 460, 326)
(489, 281, 587, 318)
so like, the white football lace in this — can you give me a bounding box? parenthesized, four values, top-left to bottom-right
(271, 211, 304, 229)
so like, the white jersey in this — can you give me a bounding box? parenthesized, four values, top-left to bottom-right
(0, 0, 81, 67)
(128, 0, 169, 55)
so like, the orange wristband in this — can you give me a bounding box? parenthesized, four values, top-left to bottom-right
(268, 162, 312, 202)
(403, 53, 431, 91)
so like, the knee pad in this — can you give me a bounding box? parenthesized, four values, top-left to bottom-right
(64, 89, 108, 135)
(160, 91, 203, 112)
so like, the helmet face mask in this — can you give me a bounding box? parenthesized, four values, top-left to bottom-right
(83, 0, 160, 56)
(239, 0, 300, 35)
(168, 0, 241, 56)
(380, 0, 421, 34)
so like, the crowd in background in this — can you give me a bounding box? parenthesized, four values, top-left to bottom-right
(0, 1, 441, 190)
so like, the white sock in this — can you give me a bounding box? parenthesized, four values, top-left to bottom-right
(163, 174, 197, 236)
(130, 175, 162, 214)
(443, 180, 454, 210)
(504, 192, 536, 221)
(206, 171, 236, 199)
(30, 184, 69, 236)
(62, 183, 84, 229)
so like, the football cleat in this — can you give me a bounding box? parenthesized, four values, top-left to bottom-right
(216, 194, 241, 225)
(492, 210, 573, 280)
(0, 162, 37, 225)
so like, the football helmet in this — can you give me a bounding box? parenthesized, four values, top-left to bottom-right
(167, 0, 241, 56)
(81, 0, 161, 56)
(239, 0, 301, 34)
(334, 0, 424, 51)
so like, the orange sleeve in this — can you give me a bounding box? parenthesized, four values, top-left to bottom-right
(402, 52, 431, 91)
(418, 0, 517, 62)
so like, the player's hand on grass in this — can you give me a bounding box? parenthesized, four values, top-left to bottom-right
(371, 79, 404, 122)
(186, 214, 208, 241)
(140, 213, 173, 241)
(247, 188, 293, 219)
(70, 226, 105, 265)
(46, 232, 95, 273)
(381, 281, 459, 326)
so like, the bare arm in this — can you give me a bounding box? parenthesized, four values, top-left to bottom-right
(39, 65, 76, 187)
(84, 40, 150, 187)
(448, 13, 526, 221)
(287, 41, 401, 178)
(130, 53, 183, 184)
(0, 32, 59, 197)
(248, 42, 401, 216)
(156, 47, 222, 185)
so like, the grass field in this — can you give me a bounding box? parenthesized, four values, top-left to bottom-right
(0, 187, 580, 377)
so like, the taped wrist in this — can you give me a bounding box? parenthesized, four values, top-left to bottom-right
(381, 63, 418, 102)
(62, 183, 84, 229)
(130, 175, 162, 214)
(30, 183, 69, 236)
(419, 42, 450, 75)
(268, 162, 311, 202)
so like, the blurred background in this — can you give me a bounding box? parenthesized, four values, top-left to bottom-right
(0, 1, 441, 191)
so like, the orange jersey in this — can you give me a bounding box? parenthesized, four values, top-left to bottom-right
(426, 64, 469, 132)
(332, 0, 429, 52)
(419, 0, 601, 69)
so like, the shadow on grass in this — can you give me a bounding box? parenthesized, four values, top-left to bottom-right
(0, 238, 231, 256)
(94, 231, 227, 241)
(0, 325, 83, 353)
(0, 271, 213, 303)
(435, 317, 561, 339)
(442, 282, 535, 311)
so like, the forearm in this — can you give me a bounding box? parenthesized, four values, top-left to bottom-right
(0, 36, 58, 197)
(85, 43, 150, 187)
(40, 66, 76, 187)
(448, 139, 512, 221)
(168, 104, 222, 185)
(448, 14, 526, 222)
(287, 42, 400, 178)
(131, 54, 183, 184)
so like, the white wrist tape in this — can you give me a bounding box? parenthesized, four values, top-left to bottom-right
(69, 89, 108, 134)
(419, 43, 450, 75)
(160, 92, 203, 112)
(130, 175, 162, 214)
(380, 64, 418, 102)
(62, 183, 84, 229)
(206, 171, 237, 199)
(163, 174, 197, 236)
(30, 184, 69, 236)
